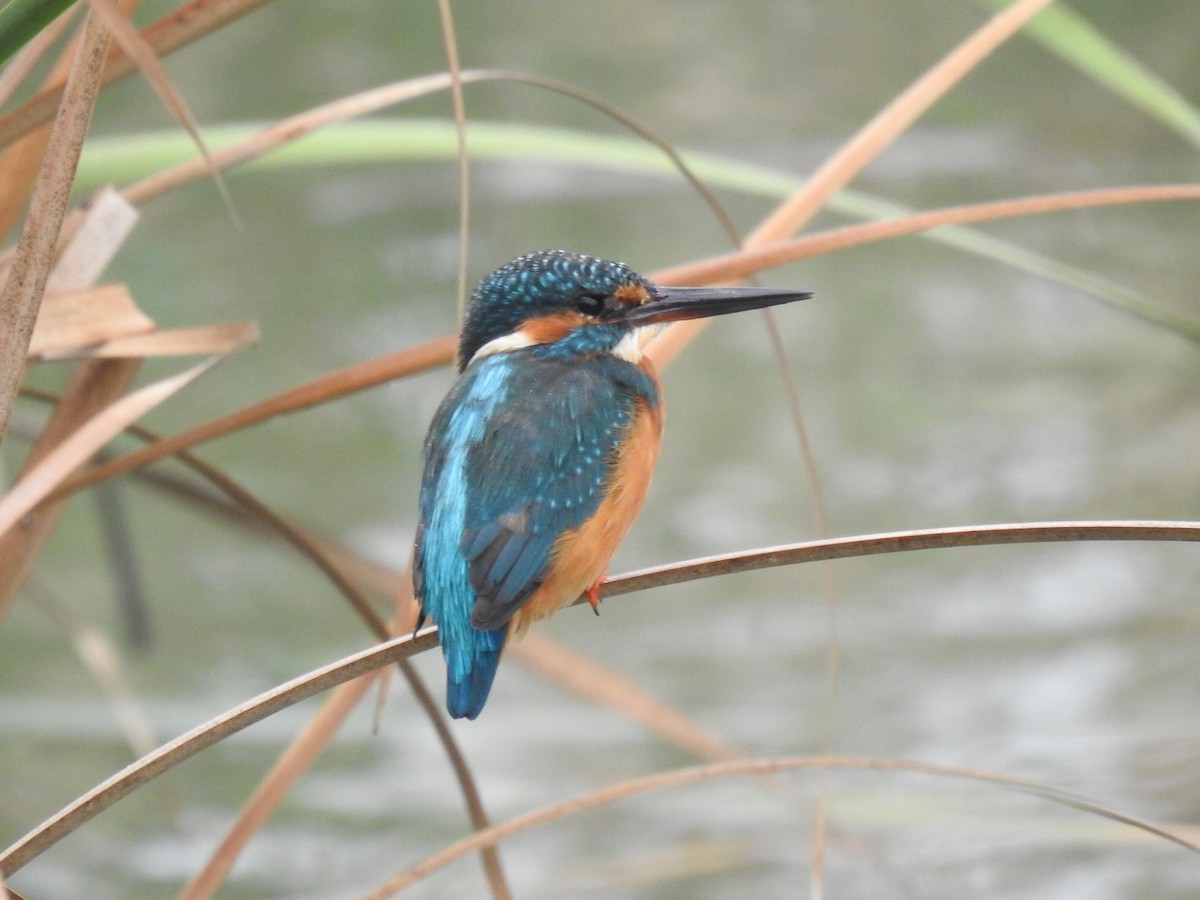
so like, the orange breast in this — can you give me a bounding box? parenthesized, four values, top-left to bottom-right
(508, 362, 664, 635)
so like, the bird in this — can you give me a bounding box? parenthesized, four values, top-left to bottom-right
(413, 249, 810, 719)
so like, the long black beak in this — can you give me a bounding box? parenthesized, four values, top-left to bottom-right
(623, 285, 812, 327)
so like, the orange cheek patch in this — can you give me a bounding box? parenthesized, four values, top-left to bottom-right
(614, 283, 651, 305)
(520, 311, 589, 344)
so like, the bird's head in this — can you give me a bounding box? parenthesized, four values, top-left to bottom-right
(458, 249, 811, 371)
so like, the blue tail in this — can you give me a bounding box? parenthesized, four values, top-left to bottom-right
(444, 626, 507, 719)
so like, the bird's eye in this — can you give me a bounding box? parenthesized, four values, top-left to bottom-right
(576, 292, 606, 316)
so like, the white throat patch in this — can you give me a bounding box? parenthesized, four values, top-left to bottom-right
(611, 324, 665, 363)
(467, 330, 535, 366)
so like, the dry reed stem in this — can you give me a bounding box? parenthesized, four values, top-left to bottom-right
(5, 518, 1198, 876)
(437, 0, 472, 323)
(183, 643, 494, 899)
(110, 67, 734, 223)
(646, 0, 1057, 370)
(0, 21, 136, 620)
(0, 359, 139, 623)
(48, 320, 259, 358)
(0, 12, 110, 446)
(84, 0, 201, 151)
(177, 671, 384, 900)
(84, 0, 235, 217)
(0, 626, 441, 877)
(180, 601, 506, 900)
(0, 1, 135, 237)
(0, 190, 141, 619)
(0, 0, 272, 151)
(0, 5, 78, 107)
(652, 184, 1200, 287)
(592, 521, 1200, 600)
(49, 334, 456, 502)
(367, 755, 1198, 896)
(118, 72, 467, 208)
(0, 356, 222, 535)
(748, 0, 1057, 247)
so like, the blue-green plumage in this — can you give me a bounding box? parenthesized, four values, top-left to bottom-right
(416, 339, 657, 719)
(413, 249, 810, 720)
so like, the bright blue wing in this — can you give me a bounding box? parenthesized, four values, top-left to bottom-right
(414, 356, 512, 719)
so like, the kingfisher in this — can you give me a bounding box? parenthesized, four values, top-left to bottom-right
(414, 249, 810, 719)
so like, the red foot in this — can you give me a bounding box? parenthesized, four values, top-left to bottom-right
(586, 575, 607, 615)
